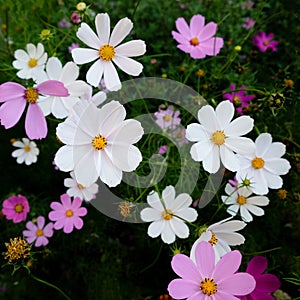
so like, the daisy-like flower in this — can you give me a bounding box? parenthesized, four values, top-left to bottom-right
(0, 80, 69, 140)
(71, 13, 146, 90)
(36, 57, 91, 119)
(238, 256, 281, 300)
(23, 216, 54, 247)
(154, 106, 181, 130)
(11, 138, 39, 165)
(2, 195, 30, 223)
(222, 183, 270, 222)
(168, 241, 256, 299)
(252, 32, 279, 52)
(185, 100, 255, 174)
(54, 100, 144, 187)
(171, 14, 224, 59)
(223, 84, 254, 115)
(64, 171, 99, 201)
(236, 133, 291, 195)
(48, 194, 87, 234)
(190, 217, 247, 262)
(140, 185, 198, 244)
(12, 43, 47, 80)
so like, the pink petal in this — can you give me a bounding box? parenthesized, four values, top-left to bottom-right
(35, 236, 49, 247)
(71, 197, 84, 210)
(255, 274, 281, 292)
(0, 82, 25, 102)
(168, 279, 200, 299)
(246, 256, 268, 276)
(190, 14, 205, 37)
(190, 46, 206, 59)
(171, 254, 201, 281)
(75, 207, 88, 217)
(43, 223, 54, 237)
(53, 218, 66, 230)
(25, 103, 48, 139)
(175, 17, 191, 38)
(36, 216, 45, 229)
(0, 98, 26, 128)
(50, 201, 64, 211)
(195, 241, 215, 277)
(63, 218, 74, 234)
(60, 194, 72, 208)
(73, 216, 84, 230)
(37, 80, 69, 97)
(199, 22, 217, 41)
(49, 211, 65, 222)
(249, 290, 276, 300)
(172, 31, 189, 44)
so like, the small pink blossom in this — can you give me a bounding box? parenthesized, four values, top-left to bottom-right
(68, 42, 80, 54)
(154, 106, 181, 129)
(0, 80, 69, 139)
(71, 13, 82, 24)
(59, 18, 71, 28)
(172, 127, 189, 146)
(2, 195, 30, 223)
(243, 17, 255, 29)
(172, 14, 224, 59)
(158, 145, 168, 155)
(241, 0, 254, 10)
(228, 176, 239, 190)
(48, 194, 87, 234)
(252, 32, 278, 52)
(23, 216, 54, 247)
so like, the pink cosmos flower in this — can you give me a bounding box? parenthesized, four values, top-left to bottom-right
(252, 32, 278, 52)
(23, 216, 54, 247)
(154, 106, 181, 129)
(71, 13, 81, 24)
(48, 194, 87, 234)
(239, 256, 281, 300)
(0, 80, 69, 139)
(168, 241, 256, 299)
(241, 0, 254, 10)
(223, 84, 254, 115)
(158, 145, 168, 155)
(243, 17, 255, 29)
(172, 14, 224, 59)
(68, 42, 80, 53)
(2, 195, 30, 223)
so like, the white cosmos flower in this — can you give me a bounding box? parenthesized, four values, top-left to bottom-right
(36, 57, 92, 119)
(186, 100, 255, 174)
(64, 171, 98, 201)
(236, 133, 291, 195)
(222, 183, 269, 222)
(190, 217, 246, 262)
(12, 138, 39, 165)
(12, 43, 47, 80)
(54, 100, 144, 187)
(71, 13, 146, 91)
(140, 185, 198, 244)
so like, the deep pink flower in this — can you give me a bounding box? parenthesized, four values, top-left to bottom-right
(2, 195, 30, 223)
(252, 32, 278, 52)
(0, 80, 69, 139)
(172, 14, 224, 59)
(239, 256, 281, 300)
(23, 216, 54, 247)
(154, 106, 181, 129)
(223, 84, 254, 114)
(48, 194, 87, 234)
(71, 13, 81, 24)
(243, 17, 255, 29)
(168, 241, 256, 299)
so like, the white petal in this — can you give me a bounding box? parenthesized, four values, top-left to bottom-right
(162, 186, 176, 207)
(113, 56, 143, 76)
(190, 140, 213, 162)
(264, 159, 291, 175)
(115, 40, 146, 57)
(61, 62, 79, 84)
(240, 206, 253, 222)
(197, 105, 218, 132)
(72, 48, 99, 65)
(95, 13, 110, 45)
(14, 49, 29, 62)
(26, 43, 36, 57)
(46, 57, 62, 79)
(147, 220, 165, 238)
(64, 178, 75, 188)
(264, 142, 286, 159)
(220, 146, 240, 172)
(147, 190, 164, 211)
(161, 222, 176, 244)
(51, 98, 72, 119)
(225, 137, 255, 155)
(264, 172, 283, 189)
(175, 208, 198, 222)
(54, 145, 75, 171)
(140, 207, 161, 222)
(186, 123, 208, 142)
(216, 231, 245, 246)
(67, 81, 90, 97)
(86, 59, 104, 87)
(222, 195, 237, 205)
(12, 149, 25, 157)
(227, 204, 239, 216)
(103, 61, 121, 91)
(247, 196, 269, 206)
(36, 43, 45, 59)
(170, 193, 193, 211)
(251, 170, 269, 195)
(210, 218, 247, 232)
(245, 204, 265, 216)
(170, 218, 189, 239)
(109, 17, 133, 47)
(215, 100, 234, 129)
(225, 183, 235, 195)
(202, 145, 220, 173)
(77, 22, 102, 49)
(255, 133, 272, 157)
(91, 91, 107, 106)
(224, 116, 254, 137)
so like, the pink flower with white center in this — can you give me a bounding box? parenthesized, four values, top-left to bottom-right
(252, 32, 279, 52)
(168, 241, 256, 299)
(23, 216, 54, 247)
(2, 195, 30, 223)
(172, 14, 224, 59)
(0, 80, 69, 139)
(154, 106, 181, 130)
(48, 194, 87, 234)
(71, 13, 146, 90)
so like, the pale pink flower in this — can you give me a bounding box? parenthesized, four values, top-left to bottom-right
(2, 195, 30, 223)
(243, 17, 255, 29)
(154, 106, 181, 130)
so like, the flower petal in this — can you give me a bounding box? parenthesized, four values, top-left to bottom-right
(255, 133, 272, 157)
(72, 48, 100, 64)
(110, 17, 133, 47)
(86, 58, 104, 87)
(103, 61, 122, 91)
(113, 55, 143, 76)
(199, 22, 217, 41)
(168, 279, 200, 299)
(224, 116, 254, 137)
(77, 22, 102, 49)
(161, 221, 176, 244)
(54, 145, 75, 171)
(0, 98, 26, 128)
(140, 207, 161, 222)
(175, 17, 191, 38)
(264, 159, 291, 175)
(220, 146, 240, 172)
(95, 13, 110, 45)
(147, 219, 164, 237)
(216, 101, 234, 129)
(115, 40, 146, 57)
(202, 145, 220, 173)
(171, 254, 201, 281)
(25, 104, 48, 139)
(190, 140, 213, 162)
(37, 80, 69, 97)
(198, 105, 218, 132)
(190, 14, 205, 37)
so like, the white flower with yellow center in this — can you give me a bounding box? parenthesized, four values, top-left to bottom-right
(236, 133, 291, 195)
(140, 185, 198, 244)
(190, 217, 247, 262)
(11, 138, 39, 165)
(222, 183, 270, 222)
(12, 43, 47, 80)
(54, 100, 144, 187)
(71, 13, 146, 91)
(186, 100, 255, 174)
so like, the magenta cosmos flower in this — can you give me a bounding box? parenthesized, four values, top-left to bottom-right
(168, 241, 255, 299)
(172, 14, 224, 59)
(252, 32, 278, 52)
(239, 256, 281, 300)
(0, 80, 69, 139)
(23, 216, 54, 247)
(2, 195, 30, 223)
(223, 84, 254, 115)
(48, 194, 87, 234)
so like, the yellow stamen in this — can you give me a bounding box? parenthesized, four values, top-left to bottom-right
(28, 58, 38, 68)
(190, 37, 199, 46)
(36, 229, 44, 237)
(237, 195, 247, 205)
(24, 145, 31, 152)
(77, 183, 84, 190)
(99, 44, 115, 61)
(200, 278, 218, 296)
(3, 237, 31, 263)
(25, 88, 39, 103)
(65, 209, 73, 217)
(211, 130, 226, 146)
(164, 115, 171, 122)
(91, 134, 107, 151)
(252, 157, 265, 169)
(233, 95, 242, 107)
(15, 204, 24, 213)
(208, 231, 218, 246)
(162, 209, 173, 220)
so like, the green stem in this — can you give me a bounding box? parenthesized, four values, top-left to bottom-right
(131, 0, 142, 21)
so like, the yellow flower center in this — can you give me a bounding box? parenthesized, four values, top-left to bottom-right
(164, 115, 171, 122)
(28, 58, 38, 68)
(14, 204, 24, 213)
(4, 237, 31, 263)
(233, 95, 242, 107)
(65, 209, 73, 217)
(237, 195, 247, 205)
(208, 231, 218, 246)
(25, 88, 39, 103)
(211, 130, 226, 146)
(263, 41, 269, 46)
(190, 37, 199, 46)
(242, 179, 251, 187)
(24, 145, 31, 152)
(91, 134, 107, 151)
(200, 278, 218, 296)
(36, 229, 44, 237)
(99, 44, 115, 61)
(252, 157, 265, 169)
(162, 209, 173, 220)
(77, 183, 84, 190)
